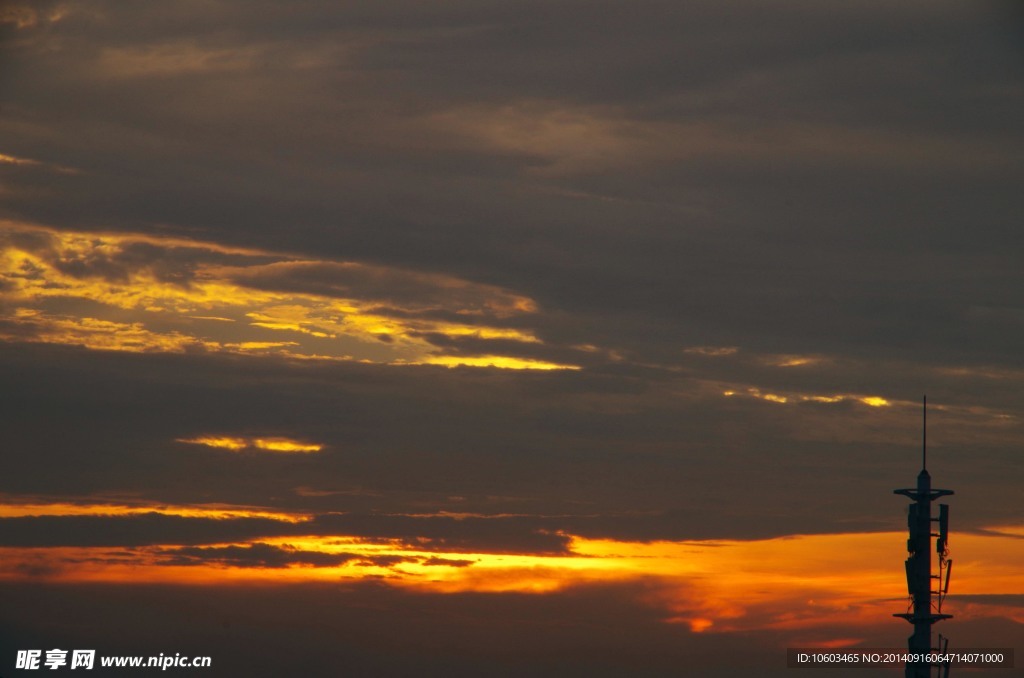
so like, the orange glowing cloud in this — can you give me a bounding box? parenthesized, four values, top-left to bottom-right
(0, 499, 309, 523)
(722, 387, 891, 408)
(252, 438, 323, 453)
(414, 355, 580, 371)
(0, 151, 80, 174)
(3, 527, 1023, 635)
(0, 221, 580, 369)
(177, 435, 323, 453)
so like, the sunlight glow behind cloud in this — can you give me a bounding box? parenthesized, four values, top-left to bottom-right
(177, 436, 323, 453)
(3, 524, 1023, 634)
(0, 222, 578, 370)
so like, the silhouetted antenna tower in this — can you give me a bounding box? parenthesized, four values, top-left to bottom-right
(894, 396, 954, 678)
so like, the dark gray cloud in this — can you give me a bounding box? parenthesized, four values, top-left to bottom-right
(1, 0, 1020, 377)
(310, 514, 572, 554)
(0, 515, 297, 548)
(221, 260, 531, 317)
(1, 339, 1021, 539)
(159, 542, 362, 568)
(0, 511, 571, 554)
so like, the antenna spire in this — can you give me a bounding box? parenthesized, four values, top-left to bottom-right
(923, 395, 927, 471)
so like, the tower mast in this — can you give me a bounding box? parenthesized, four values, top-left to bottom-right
(894, 397, 954, 678)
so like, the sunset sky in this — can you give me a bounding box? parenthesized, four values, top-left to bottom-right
(2, 1, 1023, 676)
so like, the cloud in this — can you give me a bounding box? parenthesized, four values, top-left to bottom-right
(0, 510, 573, 555)
(309, 514, 573, 556)
(1, 338, 1022, 546)
(0, 514, 299, 548)
(0, 1, 68, 30)
(0, 499, 308, 523)
(0, 222, 580, 368)
(0, 151, 80, 175)
(177, 435, 323, 453)
(422, 556, 475, 567)
(223, 259, 536, 317)
(4, 526, 1024, 641)
(158, 542, 360, 568)
(94, 42, 264, 79)
(2, 0, 1020, 388)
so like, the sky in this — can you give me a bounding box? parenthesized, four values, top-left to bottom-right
(1, 0, 1023, 675)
